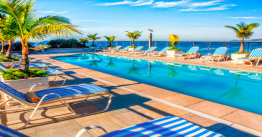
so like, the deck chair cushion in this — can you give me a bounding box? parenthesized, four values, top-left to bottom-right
(0, 124, 28, 137)
(102, 116, 224, 137)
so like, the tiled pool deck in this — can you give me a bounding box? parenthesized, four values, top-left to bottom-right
(1, 52, 262, 137)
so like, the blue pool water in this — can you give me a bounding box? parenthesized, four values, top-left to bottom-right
(53, 54, 262, 115)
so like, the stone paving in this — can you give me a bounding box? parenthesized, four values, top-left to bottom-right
(0, 52, 262, 137)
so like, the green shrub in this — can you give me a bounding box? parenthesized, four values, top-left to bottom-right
(232, 52, 250, 54)
(107, 45, 115, 47)
(129, 47, 137, 49)
(1, 69, 48, 80)
(0, 57, 19, 62)
(168, 48, 181, 51)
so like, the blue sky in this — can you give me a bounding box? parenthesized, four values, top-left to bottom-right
(34, 0, 262, 41)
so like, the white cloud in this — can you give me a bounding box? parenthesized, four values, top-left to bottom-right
(41, 10, 69, 14)
(99, 0, 154, 6)
(154, 0, 188, 8)
(189, 0, 222, 7)
(180, 4, 236, 11)
(228, 17, 262, 19)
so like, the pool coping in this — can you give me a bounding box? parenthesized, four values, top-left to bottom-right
(36, 53, 262, 136)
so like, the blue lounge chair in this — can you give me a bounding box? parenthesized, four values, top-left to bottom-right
(76, 116, 224, 137)
(174, 47, 199, 59)
(110, 46, 122, 53)
(200, 47, 228, 62)
(128, 46, 144, 54)
(232, 48, 262, 66)
(148, 47, 171, 57)
(0, 81, 112, 129)
(44, 69, 67, 85)
(0, 124, 28, 137)
(119, 46, 131, 53)
(139, 47, 157, 56)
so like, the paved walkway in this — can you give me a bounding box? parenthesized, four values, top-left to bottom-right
(0, 52, 261, 137)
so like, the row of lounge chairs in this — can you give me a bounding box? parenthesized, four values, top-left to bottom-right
(0, 56, 224, 136)
(104, 46, 262, 66)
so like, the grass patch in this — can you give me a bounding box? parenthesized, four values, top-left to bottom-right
(232, 52, 250, 54)
(168, 48, 181, 51)
(0, 57, 19, 62)
(1, 69, 48, 80)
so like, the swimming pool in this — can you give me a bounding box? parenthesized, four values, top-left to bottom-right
(53, 53, 262, 115)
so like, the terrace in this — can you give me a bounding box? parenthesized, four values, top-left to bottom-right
(1, 50, 261, 136)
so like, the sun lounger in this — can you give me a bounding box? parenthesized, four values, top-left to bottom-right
(232, 48, 262, 66)
(200, 47, 228, 62)
(120, 46, 131, 53)
(139, 47, 157, 56)
(0, 62, 49, 70)
(0, 81, 112, 129)
(0, 124, 28, 137)
(76, 116, 224, 137)
(148, 47, 171, 57)
(174, 47, 199, 59)
(110, 46, 122, 53)
(128, 46, 144, 55)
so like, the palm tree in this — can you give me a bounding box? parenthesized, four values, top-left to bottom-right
(106, 57, 117, 68)
(87, 33, 101, 46)
(168, 34, 179, 50)
(125, 31, 142, 47)
(79, 38, 88, 47)
(167, 65, 178, 77)
(0, 13, 6, 54)
(0, 0, 81, 72)
(126, 60, 141, 75)
(104, 36, 117, 47)
(225, 22, 260, 53)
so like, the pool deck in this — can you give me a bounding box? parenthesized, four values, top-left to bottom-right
(1, 52, 262, 137)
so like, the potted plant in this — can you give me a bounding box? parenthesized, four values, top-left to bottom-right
(126, 31, 142, 51)
(87, 33, 101, 47)
(1, 69, 49, 93)
(104, 36, 117, 50)
(167, 34, 181, 57)
(225, 22, 260, 60)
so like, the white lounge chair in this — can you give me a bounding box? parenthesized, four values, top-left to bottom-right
(148, 47, 171, 57)
(0, 81, 112, 129)
(200, 47, 228, 62)
(128, 46, 144, 55)
(139, 47, 157, 56)
(110, 46, 122, 53)
(232, 48, 262, 66)
(120, 46, 131, 53)
(76, 116, 225, 137)
(174, 47, 199, 59)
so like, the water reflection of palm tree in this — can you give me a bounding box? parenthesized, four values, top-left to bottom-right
(167, 65, 178, 77)
(127, 60, 141, 75)
(88, 61, 99, 67)
(219, 75, 246, 101)
(106, 57, 117, 68)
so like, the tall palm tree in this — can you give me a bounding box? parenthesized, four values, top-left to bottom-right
(0, 13, 6, 54)
(125, 31, 142, 47)
(104, 36, 117, 47)
(0, 0, 81, 72)
(225, 22, 260, 53)
(87, 33, 101, 46)
(168, 34, 179, 50)
(4, 16, 19, 58)
(79, 38, 88, 47)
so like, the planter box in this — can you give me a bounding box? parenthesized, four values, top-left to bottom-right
(1, 76, 49, 106)
(231, 54, 250, 60)
(108, 47, 115, 50)
(167, 50, 181, 57)
(0, 61, 19, 67)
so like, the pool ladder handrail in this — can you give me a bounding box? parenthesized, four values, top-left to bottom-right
(91, 52, 103, 62)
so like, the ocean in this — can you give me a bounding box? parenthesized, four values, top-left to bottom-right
(87, 41, 262, 55)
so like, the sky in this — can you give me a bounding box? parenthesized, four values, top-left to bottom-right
(34, 0, 262, 41)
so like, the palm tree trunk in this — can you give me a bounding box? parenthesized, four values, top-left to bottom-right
(240, 37, 244, 53)
(132, 39, 135, 47)
(5, 40, 13, 59)
(110, 42, 112, 47)
(83, 42, 86, 47)
(19, 40, 29, 72)
(92, 41, 94, 46)
(1, 41, 5, 54)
